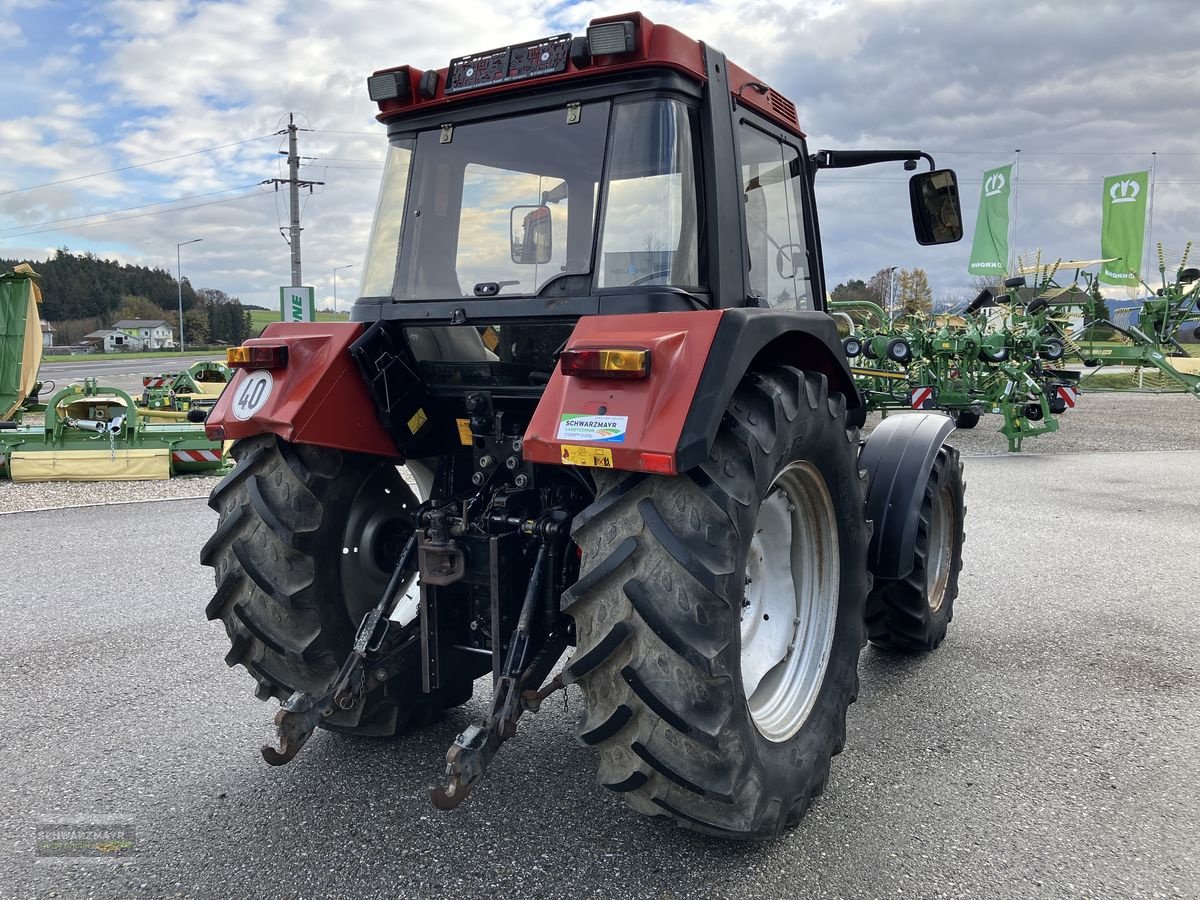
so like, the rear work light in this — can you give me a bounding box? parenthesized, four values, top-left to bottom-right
(586, 21, 637, 55)
(227, 344, 288, 369)
(559, 348, 650, 379)
(367, 69, 410, 101)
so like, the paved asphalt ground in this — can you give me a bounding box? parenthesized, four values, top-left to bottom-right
(1, 447, 1197, 897)
(35, 356, 222, 399)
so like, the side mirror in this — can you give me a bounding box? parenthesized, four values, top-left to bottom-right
(909, 169, 963, 246)
(511, 205, 552, 264)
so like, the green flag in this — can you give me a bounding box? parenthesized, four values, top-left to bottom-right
(1099, 171, 1149, 286)
(967, 164, 1012, 276)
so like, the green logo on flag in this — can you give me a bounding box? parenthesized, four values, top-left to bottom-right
(967, 164, 1012, 276)
(1099, 171, 1149, 286)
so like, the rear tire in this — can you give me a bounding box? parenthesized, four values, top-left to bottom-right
(865, 446, 965, 651)
(952, 410, 979, 430)
(201, 434, 482, 736)
(563, 368, 870, 840)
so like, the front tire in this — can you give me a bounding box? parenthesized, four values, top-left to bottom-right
(563, 369, 870, 840)
(201, 435, 483, 736)
(865, 446, 965, 651)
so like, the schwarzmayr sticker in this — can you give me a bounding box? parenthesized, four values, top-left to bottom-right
(557, 414, 628, 443)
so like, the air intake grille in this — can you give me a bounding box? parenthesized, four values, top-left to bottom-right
(767, 89, 797, 124)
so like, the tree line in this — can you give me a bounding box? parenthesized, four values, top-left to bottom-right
(1, 248, 250, 346)
(829, 267, 938, 318)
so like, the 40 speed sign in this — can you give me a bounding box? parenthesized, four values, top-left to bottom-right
(231, 371, 274, 420)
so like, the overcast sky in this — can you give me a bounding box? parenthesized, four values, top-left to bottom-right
(2, 0, 1197, 312)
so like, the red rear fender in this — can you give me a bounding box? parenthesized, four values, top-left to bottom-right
(206, 322, 401, 458)
(523, 311, 723, 475)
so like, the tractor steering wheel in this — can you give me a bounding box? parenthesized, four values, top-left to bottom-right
(627, 269, 672, 286)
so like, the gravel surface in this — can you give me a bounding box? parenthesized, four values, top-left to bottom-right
(865, 390, 1200, 456)
(0, 475, 216, 515)
(0, 423, 1197, 897)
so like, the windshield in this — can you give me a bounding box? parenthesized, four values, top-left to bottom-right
(359, 98, 703, 301)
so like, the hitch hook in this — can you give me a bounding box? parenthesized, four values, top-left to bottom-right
(260, 532, 418, 766)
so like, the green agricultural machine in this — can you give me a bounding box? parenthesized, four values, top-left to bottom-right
(835, 290, 1079, 451)
(0, 264, 228, 481)
(138, 360, 232, 421)
(0, 378, 229, 481)
(0, 265, 48, 424)
(1043, 246, 1200, 396)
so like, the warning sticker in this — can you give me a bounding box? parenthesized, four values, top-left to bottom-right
(560, 444, 613, 468)
(556, 414, 627, 443)
(407, 408, 428, 434)
(456, 418, 473, 445)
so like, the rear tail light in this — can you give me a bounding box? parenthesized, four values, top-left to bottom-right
(559, 348, 649, 379)
(227, 344, 288, 369)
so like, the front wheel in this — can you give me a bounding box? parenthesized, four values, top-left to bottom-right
(865, 446, 965, 651)
(564, 368, 870, 840)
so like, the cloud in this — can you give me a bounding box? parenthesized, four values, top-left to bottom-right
(1, 0, 1197, 312)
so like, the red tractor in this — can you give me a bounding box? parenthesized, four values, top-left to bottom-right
(202, 13, 967, 840)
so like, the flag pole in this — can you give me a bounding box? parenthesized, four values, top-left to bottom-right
(1143, 151, 1158, 290)
(1008, 149, 1021, 276)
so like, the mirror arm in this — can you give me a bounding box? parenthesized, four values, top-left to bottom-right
(812, 149, 937, 172)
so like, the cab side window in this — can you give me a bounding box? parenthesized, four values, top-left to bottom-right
(737, 123, 811, 309)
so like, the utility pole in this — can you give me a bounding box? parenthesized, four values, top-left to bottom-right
(268, 114, 323, 287)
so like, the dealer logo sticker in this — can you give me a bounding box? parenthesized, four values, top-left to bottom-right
(557, 414, 628, 443)
(232, 370, 274, 420)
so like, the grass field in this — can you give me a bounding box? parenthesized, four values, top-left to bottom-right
(249, 309, 349, 336)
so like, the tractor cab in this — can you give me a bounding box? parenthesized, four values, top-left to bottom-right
(351, 13, 962, 395)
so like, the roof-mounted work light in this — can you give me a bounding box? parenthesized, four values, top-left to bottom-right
(367, 70, 410, 102)
(586, 20, 636, 55)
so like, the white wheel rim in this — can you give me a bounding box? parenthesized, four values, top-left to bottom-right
(925, 482, 955, 612)
(740, 461, 840, 743)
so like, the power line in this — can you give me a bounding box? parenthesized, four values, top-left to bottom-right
(0, 190, 273, 239)
(0, 183, 267, 234)
(0, 133, 277, 197)
(307, 156, 385, 163)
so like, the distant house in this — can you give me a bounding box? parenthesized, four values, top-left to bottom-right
(40, 320, 55, 348)
(112, 319, 175, 349)
(81, 329, 146, 353)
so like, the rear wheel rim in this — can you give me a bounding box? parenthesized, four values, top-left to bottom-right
(925, 482, 955, 611)
(740, 461, 840, 743)
(339, 465, 418, 625)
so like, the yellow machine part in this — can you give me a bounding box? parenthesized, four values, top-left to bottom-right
(138, 407, 190, 422)
(1172, 356, 1200, 375)
(9, 448, 170, 482)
